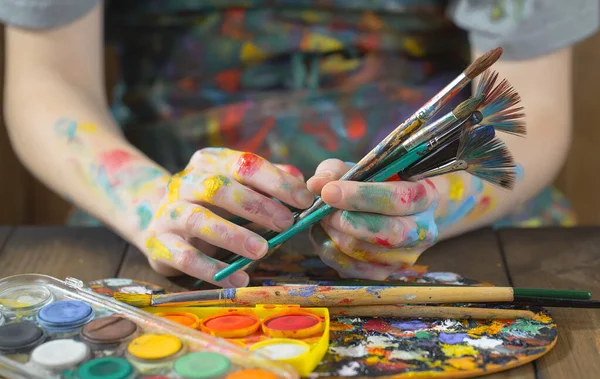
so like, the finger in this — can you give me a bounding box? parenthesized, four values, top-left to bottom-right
(146, 233, 249, 288)
(163, 201, 269, 260)
(321, 179, 438, 216)
(177, 174, 295, 232)
(274, 164, 305, 181)
(320, 224, 424, 266)
(323, 209, 438, 248)
(310, 226, 398, 280)
(194, 149, 314, 209)
(306, 159, 350, 194)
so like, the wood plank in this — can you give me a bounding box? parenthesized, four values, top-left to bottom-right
(499, 227, 600, 379)
(0, 226, 126, 283)
(117, 245, 186, 293)
(417, 228, 534, 379)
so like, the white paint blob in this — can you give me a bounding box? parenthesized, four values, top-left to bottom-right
(423, 272, 461, 282)
(31, 340, 89, 371)
(253, 342, 308, 360)
(389, 350, 428, 360)
(405, 295, 417, 300)
(337, 361, 361, 376)
(330, 345, 367, 358)
(366, 335, 393, 346)
(465, 336, 503, 349)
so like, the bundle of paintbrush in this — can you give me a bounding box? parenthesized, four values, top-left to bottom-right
(212, 47, 525, 283)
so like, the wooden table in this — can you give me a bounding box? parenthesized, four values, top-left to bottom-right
(0, 226, 598, 378)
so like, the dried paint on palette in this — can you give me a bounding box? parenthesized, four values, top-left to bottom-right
(309, 307, 556, 378)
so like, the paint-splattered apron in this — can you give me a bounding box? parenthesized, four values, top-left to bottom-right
(69, 0, 576, 228)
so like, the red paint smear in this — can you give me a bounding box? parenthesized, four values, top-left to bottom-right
(397, 183, 427, 204)
(479, 196, 491, 210)
(364, 319, 391, 333)
(236, 153, 263, 178)
(215, 69, 241, 93)
(338, 298, 353, 305)
(265, 315, 319, 331)
(98, 149, 135, 174)
(205, 315, 257, 331)
(424, 179, 436, 190)
(374, 237, 393, 248)
(384, 174, 401, 182)
(279, 165, 304, 180)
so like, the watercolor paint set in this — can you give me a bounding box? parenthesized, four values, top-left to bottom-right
(143, 305, 330, 377)
(0, 274, 299, 379)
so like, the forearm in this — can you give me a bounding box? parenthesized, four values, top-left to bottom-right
(5, 78, 171, 247)
(433, 47, 573, 240)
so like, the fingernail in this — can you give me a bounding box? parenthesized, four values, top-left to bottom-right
(230, 273, 249, 288)
(273, 210, 294, 230)
(313, 171, 332, 178)
(323, 183, 343, 204)
(294, 189, 315, 207)
(245, 235, 268, 257)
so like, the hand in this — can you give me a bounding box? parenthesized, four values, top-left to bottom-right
(141, 148, 314, 287)
(307, 159, 439, 280)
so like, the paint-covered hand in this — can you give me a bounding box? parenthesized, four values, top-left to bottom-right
(143, 148, 314, 287)
(307, 159, 439, 280)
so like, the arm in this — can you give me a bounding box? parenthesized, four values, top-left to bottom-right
(435, 46, 573, 239)
(3, 4, 170, 248)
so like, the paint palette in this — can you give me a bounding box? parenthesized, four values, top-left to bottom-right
(144, 305, 330, 377)
(0, 274, 298, 379)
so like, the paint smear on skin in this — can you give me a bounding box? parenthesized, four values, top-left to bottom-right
(156, 167, 193, 218)
(439, 332, 467, 345)
(438, 195, 477, 231)
(447, 175, 465, 201)
(170, 205, 186, 220)
(98, 149, 135, 174)
(342, 211, 387, 233)
(465, 188, 497, 222)
(200, 226, 216, 237)
(355, 185, 396, 211)
(468, 321, 504, 337)
(515, 164, 524, 181)
(146, 236, 172, 261)
(278, 164, 304, 180)
(396, 183, 428, 205)
(472, 176, 484, 193)
(197, 175, 231, 204)
(235, 153, 263, 180)
(136, 201, 153, 230)
(441, 344, 478, 358)
(465, 336, 503, 349)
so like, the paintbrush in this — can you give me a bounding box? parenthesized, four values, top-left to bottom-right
(298, 47, 504, 220)
(404, 125, 516, 189)
(113, 285, 593, 308)
(328, 305, 537, 320)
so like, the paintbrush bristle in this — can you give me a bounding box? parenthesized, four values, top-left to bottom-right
(453, 96, 484, 119)
(464, 47, 503, 79)
(458, 125, 516, 189)
(113, 292, 152, 308)
(474, 69, 526, 136)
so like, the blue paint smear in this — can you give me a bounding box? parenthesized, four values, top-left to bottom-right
(288, 286, 318, 298)
(472, 176, 484, 194)
(515, 164, 524, 181)
(392, 320, 428, 330)
(439, 332, 467, 344)
(136, 201, 153, 230)
(223, 288, 237, 299)
(438, 195, 477, 231)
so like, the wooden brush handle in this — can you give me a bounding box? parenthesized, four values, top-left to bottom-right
(329, 305, 534, 320)
(234, 286, 514, 306)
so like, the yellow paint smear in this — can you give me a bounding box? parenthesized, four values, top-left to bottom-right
(447, 175, 465, 201)
(155, 167, 193, 218)
(533, 313, 553, 323)
(197, 175, 231, 204)
(78, 122, 98, 133)
(146, 236, 173, 261)
(467, 321, 504, 337)
(441, 344, 478, 358)
(446, 357, 478, 371)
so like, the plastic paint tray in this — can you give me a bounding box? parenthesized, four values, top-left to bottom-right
(0, 274, 298, 379)
(144, 305, 330, 377)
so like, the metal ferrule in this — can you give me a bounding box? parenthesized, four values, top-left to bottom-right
(152, 289, 234, 306)
(403, 112, 457, 151)
(416, 74, 468, 120)
(407, 159, 469, 181)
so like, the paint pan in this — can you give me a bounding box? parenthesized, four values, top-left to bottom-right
(225, 369, 278, 379)
(80, 315, 140, 347)
(156, 311, 201, 329)
(173, 351, 232, 379)
(200, 312, 261, 338)
(250, 339, 311, 361)
(261, 311, 323, 339)
(30, 339, 90, 372)
(0, 321, 47, 353)
(76, 357, 134, 379)
(0, 284, 53, 316)
(126, 333, 185, 374)
(36, 299, 95, 335)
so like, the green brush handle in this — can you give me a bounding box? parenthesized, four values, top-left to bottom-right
(513, 288, 591, 300)
(213, 143, 430, 283)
